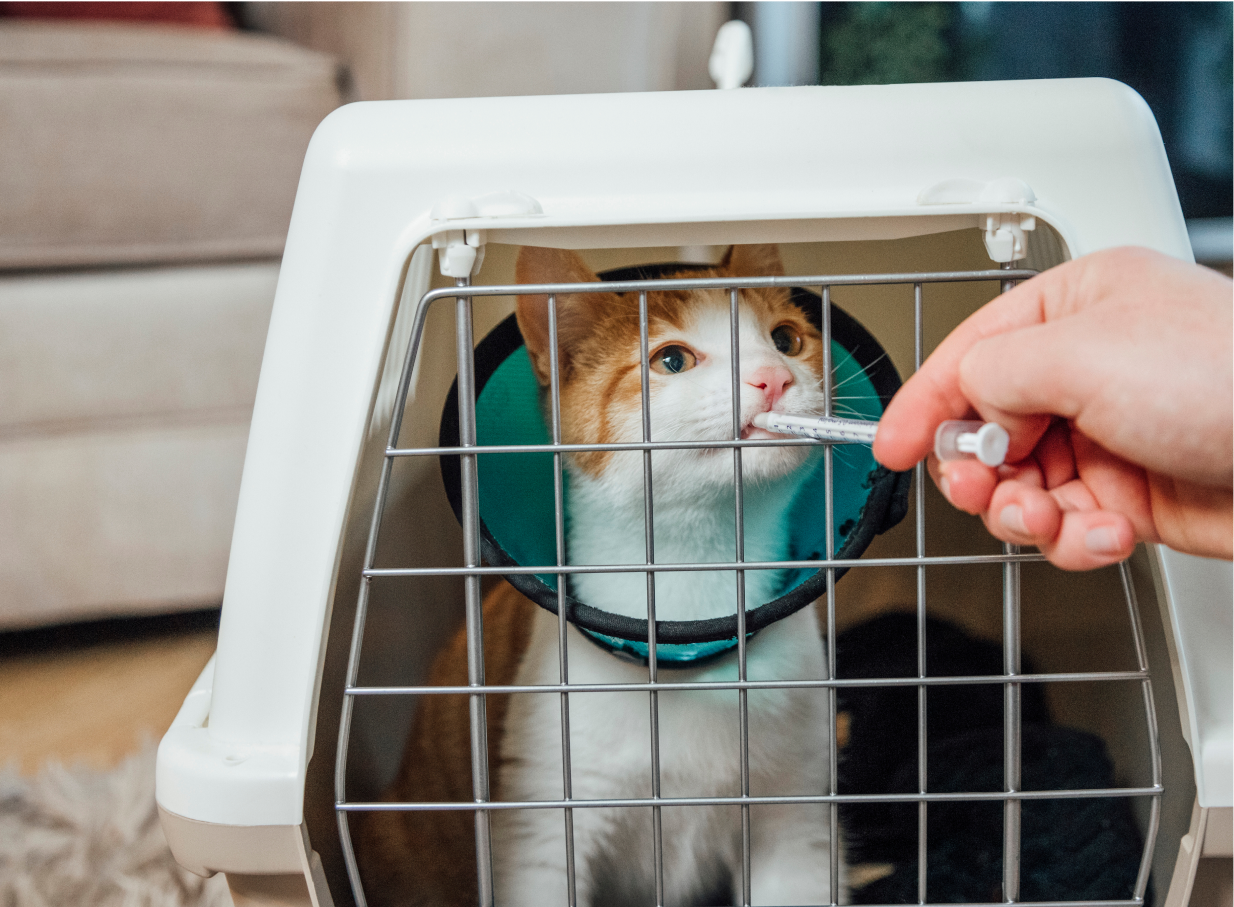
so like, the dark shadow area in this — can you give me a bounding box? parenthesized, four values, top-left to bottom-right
(0, 608, 221, 659)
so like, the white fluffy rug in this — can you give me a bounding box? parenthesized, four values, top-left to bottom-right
(0, 745, 232, 907)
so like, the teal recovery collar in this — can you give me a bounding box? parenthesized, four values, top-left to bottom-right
(440, 266, 911, 667)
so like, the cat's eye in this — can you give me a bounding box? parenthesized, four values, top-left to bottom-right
(771, 325, 804, 356)
(650, 344, 697, 375)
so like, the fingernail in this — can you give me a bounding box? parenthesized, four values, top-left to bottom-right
(1085, 526, 1123, 556)
(999, 504, 1028, 536)
(938, 476, 951, 501)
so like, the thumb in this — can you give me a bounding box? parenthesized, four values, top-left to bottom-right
(957, 320, 1093, 458)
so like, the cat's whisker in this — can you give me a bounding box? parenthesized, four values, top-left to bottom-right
(830, 350, 883, 375)
(831, 353, 887, 390)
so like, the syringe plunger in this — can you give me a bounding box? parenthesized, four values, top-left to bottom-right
(934, 420, 1010, 467)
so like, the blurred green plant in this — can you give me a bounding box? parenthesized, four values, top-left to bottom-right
(819, 2, 965, 85)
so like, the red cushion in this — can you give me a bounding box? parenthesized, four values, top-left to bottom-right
(0, 2, 232, 29)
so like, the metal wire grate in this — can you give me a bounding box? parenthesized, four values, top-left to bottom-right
(334, 263, 1162, 907)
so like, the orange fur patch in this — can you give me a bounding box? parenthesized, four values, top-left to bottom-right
(356, 581, 537, 907)
(516, 246, 819, 479)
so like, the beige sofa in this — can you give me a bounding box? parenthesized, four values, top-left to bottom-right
(0, 2, 725, 630)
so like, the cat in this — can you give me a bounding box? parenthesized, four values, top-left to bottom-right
(358, 244, 844, 907)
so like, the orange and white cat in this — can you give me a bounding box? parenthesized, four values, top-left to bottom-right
(360, 245, 843, 907)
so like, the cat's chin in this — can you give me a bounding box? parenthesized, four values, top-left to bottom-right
(741, 425, 787, 442)
(727, 443, 811, 484)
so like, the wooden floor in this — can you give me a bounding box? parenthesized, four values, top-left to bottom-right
(0, 613, 218, 774)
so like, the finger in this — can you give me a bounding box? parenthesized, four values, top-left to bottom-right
(1048, 476, 1103, 514)
(868, 250, 1155, 471)
(874, 256, 1105, 472)
(931, 452, 1048, 515)
(979, 478, 1135, 569)
(1037, 508, 1137, 571)
(1070, 433, 1157, 542)
(983, 480, 1063, 547)
(957, 319, 1103, 428)
(1035, 419, 1078, 490)
(875, 369, 976, 471)
(931, 458, 997, 514)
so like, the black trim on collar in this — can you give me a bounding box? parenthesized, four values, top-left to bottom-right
(439, 262, 912, 653)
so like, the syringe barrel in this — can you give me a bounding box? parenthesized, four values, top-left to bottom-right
(759, 412, 878, 443)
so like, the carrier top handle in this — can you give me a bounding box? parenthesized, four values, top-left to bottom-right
(709, 20, 753, 90)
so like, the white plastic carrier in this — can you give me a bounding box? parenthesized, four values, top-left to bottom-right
(156, 78, 1231, 907)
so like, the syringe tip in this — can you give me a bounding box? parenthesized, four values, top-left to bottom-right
(751, 412, 771, 430)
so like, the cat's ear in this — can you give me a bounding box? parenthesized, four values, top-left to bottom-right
(720, 244, 785, 278)
(516, 246, 602, 384)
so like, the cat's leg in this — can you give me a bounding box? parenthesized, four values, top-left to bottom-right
(492, 802, 635, 907)
(490, 806, 575, 907)
(491, 627, 647, 907)
(745, 802, 844, 906)
(740, 667, 843, 906)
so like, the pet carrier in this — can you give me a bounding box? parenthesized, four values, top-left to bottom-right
(156, 77, 1231, 907)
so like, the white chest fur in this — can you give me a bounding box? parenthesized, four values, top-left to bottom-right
(491, 477, 843, 906)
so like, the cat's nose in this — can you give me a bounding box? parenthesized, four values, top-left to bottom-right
(747, 366, 793, 409)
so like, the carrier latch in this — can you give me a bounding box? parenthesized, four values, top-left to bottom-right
(917, 177, 1037, 263)
(982, 209, 1037, 263)
(431, 190, 544, 278)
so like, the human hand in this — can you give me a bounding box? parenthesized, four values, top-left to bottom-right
(873, 247, 1233, 570)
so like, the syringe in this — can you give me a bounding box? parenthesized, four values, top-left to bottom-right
(751, 411, 879, 444)
(752, 412, 1010, 467)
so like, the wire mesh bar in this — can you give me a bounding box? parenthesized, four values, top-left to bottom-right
(914, 281, 929, 904)
(729, 285, 753, 906)
(335, 263, 443, 907)
(1119, 561, 1162, 902)
(348, 669, 1152, 697)
(392, 436, 865, 456)
(547, 294, 579, 907)
(821, 284, 840, 906)
(1002, 541, 1023, 902)
(454, 277, 496, 907)
(853, 901, 1147, 907)
(412, 269, 1041, 309)
(637, 290, 666, 907)
(339, 784, 1163, 812)
(336, 582, 375, 907)
(364, 551, 1050, 578)
(334, 262, 1165, 907)
(999, 263, 1023, 904)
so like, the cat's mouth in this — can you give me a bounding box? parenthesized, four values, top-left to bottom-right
(740, 413, 790, 441)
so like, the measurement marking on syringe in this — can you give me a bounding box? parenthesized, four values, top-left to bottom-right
(754, 412, 1010, 468)
(752, 412, 879, 444)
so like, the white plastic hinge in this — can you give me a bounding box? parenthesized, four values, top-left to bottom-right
(916, 177, 1038, 262)
(982, 211, 1037, 263)
(430, 191, 544, 278)
(431, 227, 485, 279)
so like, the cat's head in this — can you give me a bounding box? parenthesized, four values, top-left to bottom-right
(516, 245, 827, 495)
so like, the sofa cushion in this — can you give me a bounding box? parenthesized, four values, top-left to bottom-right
(0, 419, 248, 628)
(0, 262, 278, 430)
(0, 261, 278, 627)
(0, 22, 342, 269)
